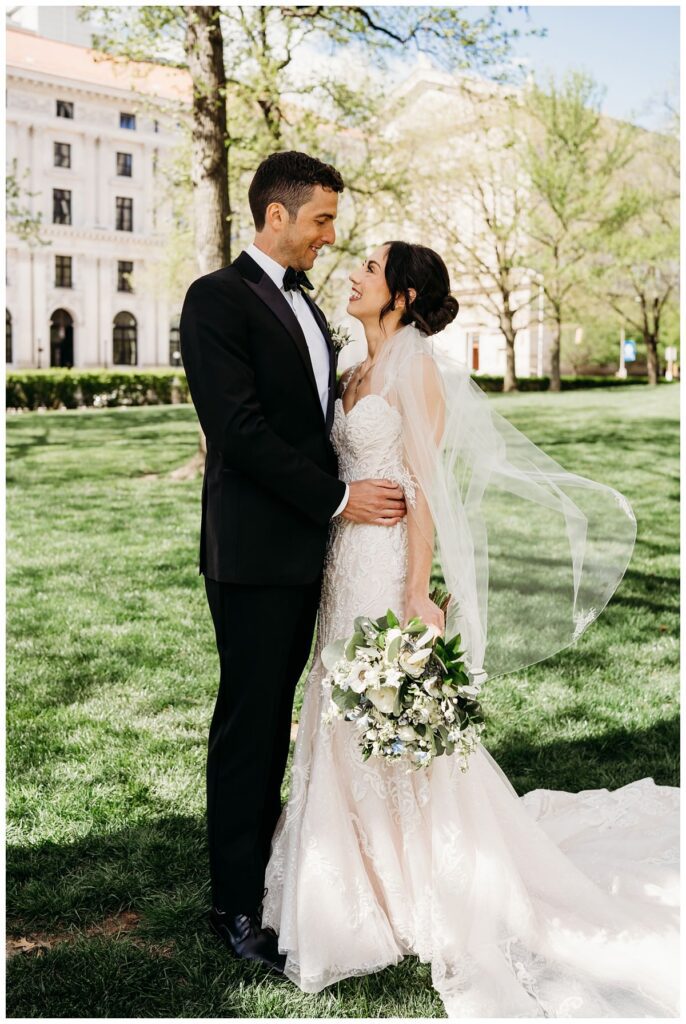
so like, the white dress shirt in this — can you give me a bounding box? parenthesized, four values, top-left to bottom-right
(246, 243, 349, 517)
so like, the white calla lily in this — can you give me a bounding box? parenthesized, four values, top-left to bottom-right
(367, 686, 398, 714)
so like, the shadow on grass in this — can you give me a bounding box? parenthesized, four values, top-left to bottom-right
(7, 713, 680, 1017)
(9, 716, 680, 931)
(486, 715, 680, 794)
(7, 814, 444, 1018)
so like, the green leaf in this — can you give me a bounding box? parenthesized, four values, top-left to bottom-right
(405, 618, 427, 635)
(321, 637, 347, 671)
(386, 608, 400, 628)
(345, 632, 365, 660)
(332, 686, 360, 711)
(386, 634, 402, 662)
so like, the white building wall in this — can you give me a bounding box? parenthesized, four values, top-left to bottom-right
(6, 45, 188, 370)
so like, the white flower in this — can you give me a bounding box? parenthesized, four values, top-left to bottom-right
(422, 675, 441, 697)
(457, 683, 481, 699)
(362, 666, 383, 689)
(367, 686, 398, 714)
(399, 648, 432, 678)
(347, 665, 368, 693)
(397, 724, 418, 742)
(416, 624, 441, 648)
(384, 627, 403, 648)
(384, 667, 404, 689)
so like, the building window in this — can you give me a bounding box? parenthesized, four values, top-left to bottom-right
(56, 99, 74, 119)
(54, 142, 71, 168)
(120, 112, 136, 130)
(117, 261, 133, 292)
(55, 255, 73, 288)
(50, 308, 74, 367)
(467, 331, 480, 372)
(170, 315, 181, 367)
(113, 311, 137, 365)
(115, 197, 133, 231)
(6, 309, 12, 364)
(116, 152, 132, 177)
(53, 188, 72, 225)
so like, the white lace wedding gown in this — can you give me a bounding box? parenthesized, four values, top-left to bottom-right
(263, 393, 680, 1018)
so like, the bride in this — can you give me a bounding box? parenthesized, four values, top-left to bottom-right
(262, 241, 679, 1017)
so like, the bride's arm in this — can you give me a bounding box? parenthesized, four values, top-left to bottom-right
(402, 354, 446, 633)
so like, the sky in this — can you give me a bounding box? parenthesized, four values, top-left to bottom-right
(493, 5, 679, 130)
(7, 4, 680, 132)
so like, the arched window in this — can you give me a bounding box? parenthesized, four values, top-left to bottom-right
(113, 311, 137, 365)
(6, 309, 12, 364)
(169, 314, 181, 367)
(50, 308, 74, 367)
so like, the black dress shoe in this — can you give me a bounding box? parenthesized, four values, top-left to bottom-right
(208, 905, 286, 974)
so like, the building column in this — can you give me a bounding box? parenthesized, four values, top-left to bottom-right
(32, 248, 49, 368)
(81, 254, 100, 367)
(11, 248, 33, 367)
(156, 292, 168, 367)
(98, 257, 113, 368)
(94, 136, 108, 230)
(142, 273, 157, 367)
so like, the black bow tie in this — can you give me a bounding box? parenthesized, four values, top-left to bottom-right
(283, 266, 314, 293)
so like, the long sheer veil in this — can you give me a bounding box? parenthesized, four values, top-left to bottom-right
(361, 323, 637, 683)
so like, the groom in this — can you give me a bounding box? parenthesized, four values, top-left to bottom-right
(179, 151, 406, 971)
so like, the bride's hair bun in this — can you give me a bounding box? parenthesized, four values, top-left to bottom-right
(381, 241, 459, 337)
(424, 294, 459, 335)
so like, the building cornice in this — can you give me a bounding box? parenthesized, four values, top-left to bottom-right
(6, 66, 190, 110)
(7, 225, 169, 249)
(6, 105, 188, 145)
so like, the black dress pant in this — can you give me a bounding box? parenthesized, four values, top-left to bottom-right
(203, 575, 322, 914)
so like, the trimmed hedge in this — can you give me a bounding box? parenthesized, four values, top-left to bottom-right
(472, 374, 654, 393)
(5, 368, 663, 411)
(6, 370, 190, 410)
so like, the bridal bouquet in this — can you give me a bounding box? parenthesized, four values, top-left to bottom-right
(321, 597, 485, 772)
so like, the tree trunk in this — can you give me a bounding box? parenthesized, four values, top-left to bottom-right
(645, 333, 659, 386)
(175, 7, 231, 479)
(183, 6, 231, 272)
(503, 325, 518, 392)
(549, 319, 562, 392)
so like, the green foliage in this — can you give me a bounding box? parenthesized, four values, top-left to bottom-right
(6, 165, 51, 248)
(6, 371, 190, 411)
(79, 5, 542, 303)
(521, 71, 642, 385)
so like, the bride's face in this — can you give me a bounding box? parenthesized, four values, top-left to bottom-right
(347, 245, 392, 322)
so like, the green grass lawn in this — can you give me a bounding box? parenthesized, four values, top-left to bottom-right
(6, 385, 680, 1017)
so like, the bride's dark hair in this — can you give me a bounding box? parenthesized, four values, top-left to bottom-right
(380, 241, 459, 336)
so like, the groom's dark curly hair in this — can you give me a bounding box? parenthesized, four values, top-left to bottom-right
(249, 150, 345, 230)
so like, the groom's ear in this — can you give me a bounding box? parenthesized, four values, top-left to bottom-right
(265, 201, 289, 232)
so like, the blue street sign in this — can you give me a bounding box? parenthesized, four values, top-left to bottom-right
(624, 339, 637, 362)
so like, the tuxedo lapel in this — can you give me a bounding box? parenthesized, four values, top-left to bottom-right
(235, 251, 321, 410)
(301, 290, 337, 436)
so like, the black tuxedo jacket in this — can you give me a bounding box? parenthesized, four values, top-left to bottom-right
(179, 250, 347, 585)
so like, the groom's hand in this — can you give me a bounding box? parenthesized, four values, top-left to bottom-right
(341, 480, 407, 526)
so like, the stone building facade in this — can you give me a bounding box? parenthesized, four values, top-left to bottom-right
(6, 21, 192, 370)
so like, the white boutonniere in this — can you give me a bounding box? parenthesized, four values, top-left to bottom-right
(329, 324, 354, 356)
